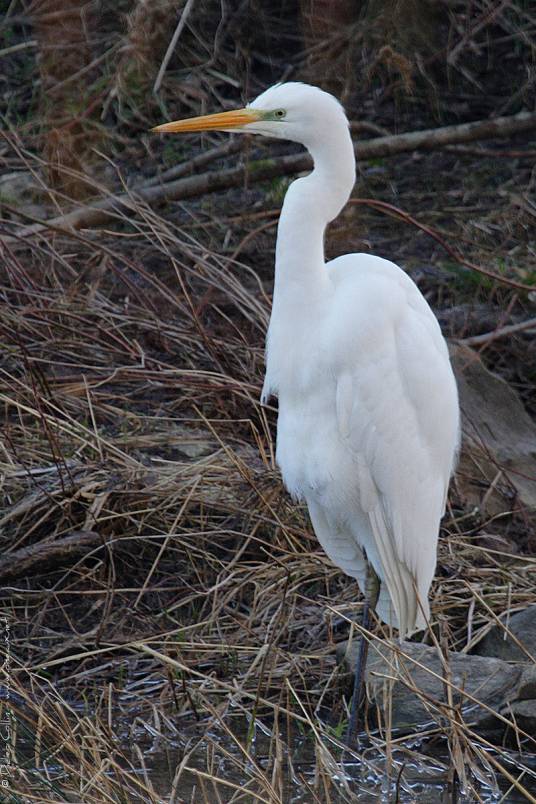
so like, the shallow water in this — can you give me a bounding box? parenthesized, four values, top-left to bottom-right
(132, 717, 536, 803)
(8, 693, 536, 802)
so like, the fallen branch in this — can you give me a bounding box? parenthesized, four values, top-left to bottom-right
(143, 138, 242, 188)
(8, 109, 536, 238)
(459, 316, 536, 347)
(446, 145, 536, 159)
(0, 530, 103, 581)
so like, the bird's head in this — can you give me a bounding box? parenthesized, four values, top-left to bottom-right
(152, 82, 349, 150)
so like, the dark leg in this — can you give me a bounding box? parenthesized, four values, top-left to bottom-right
(346, 563, 380, 748)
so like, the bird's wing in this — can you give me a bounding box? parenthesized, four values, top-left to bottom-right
(330, 269, 458, 635)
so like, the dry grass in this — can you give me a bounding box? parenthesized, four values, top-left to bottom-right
(1, 0, 536, 801)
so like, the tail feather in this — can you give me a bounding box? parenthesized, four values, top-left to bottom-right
(369, 505, 421, 639)
(305, 496, 430, 639)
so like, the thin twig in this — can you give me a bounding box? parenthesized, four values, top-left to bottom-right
(153, 0, 196, 95)
(459, 317, 536, 347)
(350, 198, 535, 293)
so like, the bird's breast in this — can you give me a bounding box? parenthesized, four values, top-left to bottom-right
(264, 296, 354, 501)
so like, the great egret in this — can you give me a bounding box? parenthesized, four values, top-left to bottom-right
(153, 82, 460, 744)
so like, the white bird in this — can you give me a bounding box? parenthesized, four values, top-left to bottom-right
(154, 82, 460, 740)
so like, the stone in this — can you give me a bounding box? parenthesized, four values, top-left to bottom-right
(450, 344, 536, 514)
(472, 606, 536, 663)
(508, 699, 536, 733)
(518, 665, 536, 700)
(337, 638, 532, 733)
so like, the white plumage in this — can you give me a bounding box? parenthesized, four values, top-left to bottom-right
(253, 83, 459, 637)
(154, 82, 460, 639)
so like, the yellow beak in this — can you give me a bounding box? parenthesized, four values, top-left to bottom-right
(152, 107, 262, 134)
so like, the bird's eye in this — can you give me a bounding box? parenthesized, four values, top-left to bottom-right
(275, 109, 286, 119)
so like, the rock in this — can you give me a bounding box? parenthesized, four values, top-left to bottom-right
(518, 665, 536, 700)
(450, 344, 536, 514)
(507, 665, 536, 733)
(472, 606, 536, 663)
(508, 699, 536, 732)
(337, 638, 534, 733)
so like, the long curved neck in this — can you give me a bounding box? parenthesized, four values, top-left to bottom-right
(273, 123, 356, 308)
